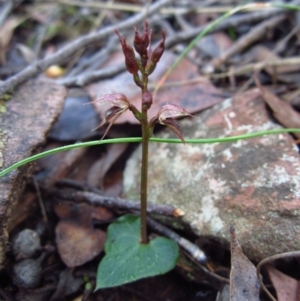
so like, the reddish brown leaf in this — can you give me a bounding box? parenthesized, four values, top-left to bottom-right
(55, 219, 106, 267)
(230, 226, 260, 301)
(254, 74, 300, 138)
(54, 202, 110, 267)
(267, 266, 300, 301)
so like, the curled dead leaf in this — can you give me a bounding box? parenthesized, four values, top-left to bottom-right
(230, 226, 260, 301)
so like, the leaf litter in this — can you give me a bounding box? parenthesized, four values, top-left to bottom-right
(1, 1, 300, 300)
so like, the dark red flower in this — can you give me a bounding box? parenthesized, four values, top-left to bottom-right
(158, 104, 192, 143)
(89, 93, 130, 139)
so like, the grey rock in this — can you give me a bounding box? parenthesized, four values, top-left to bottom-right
(13, 258, 42, 289)
(12, 229, 41, 260)
(123, 89, 300, 261)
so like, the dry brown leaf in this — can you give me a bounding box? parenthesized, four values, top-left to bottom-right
(267, 265, 300, 301)
(102, 169, 123, 197)
(87, 143, 127, 189)
(230, 226, 260, 301)
(254, 73, 300, 138)
(48, 146, 89, 186)
(55, 202, 109, 267)
(56, 219, 106, 267)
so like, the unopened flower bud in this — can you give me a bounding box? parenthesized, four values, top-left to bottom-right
(134, 21, 150, 66)
(142, 90, 153, 110)
(146, 30, 165, 75)
(158, 104, 192, 143)
(151, 30, 166, 64)
(115, 30, 139, 75)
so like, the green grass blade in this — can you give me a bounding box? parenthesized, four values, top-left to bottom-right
(0, 128, 299, 177)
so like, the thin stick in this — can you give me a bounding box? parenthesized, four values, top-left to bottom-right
(147, 216, 207, 263)
(57, 63, 125, 86)
(56, 178, 105, 195)
(33, 178, 48, 223)
(48, 188, 180, 217)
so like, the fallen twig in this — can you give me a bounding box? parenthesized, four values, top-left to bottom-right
(146, 216, 207, 264)
(56, 178, 105, 195)
(57, 63, 125, 86)
(48, 187, 183, 217)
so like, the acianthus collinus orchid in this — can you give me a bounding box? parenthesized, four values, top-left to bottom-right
(95, 22, 190, 290)
(90, 22, 190, 243)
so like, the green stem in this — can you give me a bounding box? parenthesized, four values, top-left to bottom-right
(139, 73, 150, 244)
(140, 105, 149, 244)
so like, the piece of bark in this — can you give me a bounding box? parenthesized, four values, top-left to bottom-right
(0, 79, 66, 267)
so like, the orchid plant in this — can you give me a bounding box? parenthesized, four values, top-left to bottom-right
(94, 22, 190, 289)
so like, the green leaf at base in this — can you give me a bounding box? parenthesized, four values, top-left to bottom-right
(96, 214, 179, 290)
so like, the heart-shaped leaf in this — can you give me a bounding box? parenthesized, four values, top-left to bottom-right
(96, 214, 179, 289)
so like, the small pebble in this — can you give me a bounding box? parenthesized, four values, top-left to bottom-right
(12, 229, 41, 260)
(13, 258, 42, 289)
